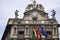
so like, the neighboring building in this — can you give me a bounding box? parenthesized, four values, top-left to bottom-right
(1, 0, 60, 40)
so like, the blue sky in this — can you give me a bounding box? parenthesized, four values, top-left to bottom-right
(0, 0, 60, 40)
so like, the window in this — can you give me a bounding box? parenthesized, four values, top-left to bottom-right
(14, 28, 16, 33)
(54, 28, 56, 35)
(46, 31, 52, 38)
(45, 26, 52, 31)
(26, 28, 29, 34)
(46, 31, 52, 35)
(18, 31, 24, 35)
(13, 27, 16, 36)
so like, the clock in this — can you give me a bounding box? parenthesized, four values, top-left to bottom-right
(33, 11, 37, 16)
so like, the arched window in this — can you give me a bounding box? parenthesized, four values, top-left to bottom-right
(13, 27, 17, 36)
(54, 28, 56, 35)
(14, 27, 16, 33)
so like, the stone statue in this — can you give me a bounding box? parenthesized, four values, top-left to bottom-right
(15, 10, 19, 19)
(51, 9, 56, 18)
(31, 0, 36, 8)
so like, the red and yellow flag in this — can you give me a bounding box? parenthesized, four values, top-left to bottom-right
(37, 27, 41, 35)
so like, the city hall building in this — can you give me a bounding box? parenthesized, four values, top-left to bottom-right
(1, 0, 60, 40)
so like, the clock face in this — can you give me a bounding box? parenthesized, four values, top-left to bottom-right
(33, 11, 37, 16)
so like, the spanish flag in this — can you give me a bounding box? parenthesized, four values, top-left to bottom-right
(37, 27, 41, 35)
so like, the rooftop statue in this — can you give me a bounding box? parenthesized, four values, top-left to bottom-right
(15, 10, 19, 19)
(51, 9, 56, 18)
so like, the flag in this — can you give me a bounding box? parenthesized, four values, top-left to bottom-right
(40, 26, 48, 38)
(33, 29, 37, 36)
(29, 28, 34, 37)
(37, 27, 41, 35)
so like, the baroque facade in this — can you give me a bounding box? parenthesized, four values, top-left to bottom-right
(1, 0, 60, 40)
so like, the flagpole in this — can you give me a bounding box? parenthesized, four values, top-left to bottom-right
(33, 17, 36, 40)
(40, 33, 41, 40)
(40, 26, 41, 40)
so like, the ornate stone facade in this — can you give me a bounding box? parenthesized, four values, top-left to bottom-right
(1, 0, 60, 40)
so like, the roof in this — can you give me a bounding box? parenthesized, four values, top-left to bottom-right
(24, 8, 47, 14)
